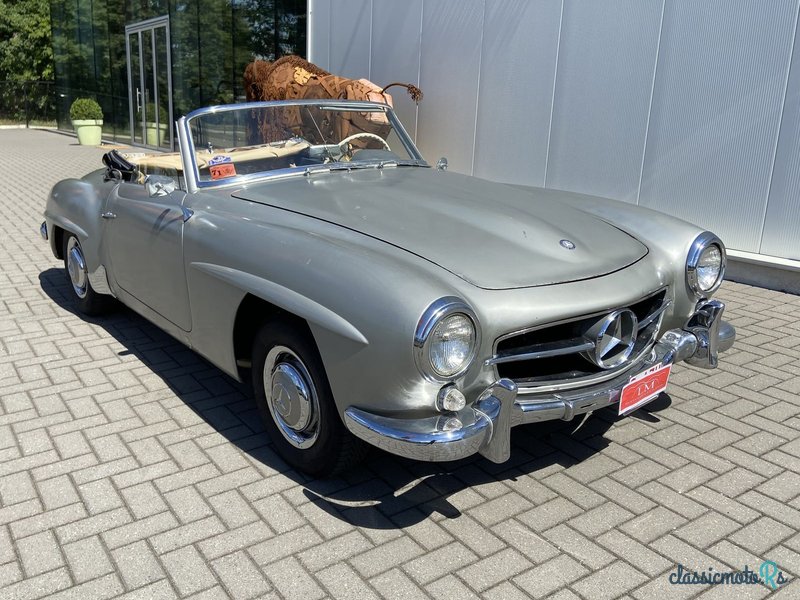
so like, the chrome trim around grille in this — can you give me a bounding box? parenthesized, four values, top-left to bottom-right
(485, 338, 594, 366)
(638, 298, 672, 329)
(488, 288, 671, 394)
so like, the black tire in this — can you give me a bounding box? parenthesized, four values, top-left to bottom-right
(62, 233, 114, 316)
(252, 319, 369, 477)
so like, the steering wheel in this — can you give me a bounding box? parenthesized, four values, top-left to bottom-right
(338, 132, 391, 158)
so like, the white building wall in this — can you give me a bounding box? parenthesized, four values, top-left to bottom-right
(309, 0, 800, 262)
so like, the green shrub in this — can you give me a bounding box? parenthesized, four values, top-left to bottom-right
(140, 102, 169, 124)
(69, 98, 103, 121)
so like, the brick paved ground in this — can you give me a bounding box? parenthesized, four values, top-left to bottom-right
(1, 128, 799, 599)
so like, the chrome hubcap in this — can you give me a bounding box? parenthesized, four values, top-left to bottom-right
(66, 237, 88, 299)
(264, 346, 320, 449)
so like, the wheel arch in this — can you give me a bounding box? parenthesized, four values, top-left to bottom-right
(52, 225, 66, 260)
(190, 263, 369, 382)
(232, 293, 314, 380)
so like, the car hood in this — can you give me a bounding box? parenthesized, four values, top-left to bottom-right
(231, 168, 647, 289)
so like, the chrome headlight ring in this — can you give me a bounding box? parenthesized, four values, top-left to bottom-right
(686, 231, 726, 297)
(414, 297, 481, 383)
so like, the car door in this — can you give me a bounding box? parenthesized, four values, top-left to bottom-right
(104, 179, 192, 332)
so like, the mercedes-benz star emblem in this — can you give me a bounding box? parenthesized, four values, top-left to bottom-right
(581, 309, 638, 369)
(560, 239, 576, 250)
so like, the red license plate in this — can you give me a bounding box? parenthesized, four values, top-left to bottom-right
(618, 363, 672, 415)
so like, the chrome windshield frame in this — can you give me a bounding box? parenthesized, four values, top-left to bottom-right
(177, 100, 427, 194)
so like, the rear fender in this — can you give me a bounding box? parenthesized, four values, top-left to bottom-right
(44, 175, 110, 272)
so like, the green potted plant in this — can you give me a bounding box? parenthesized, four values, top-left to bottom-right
(69, 98, 103, 146)
(141, 102, 170, 146)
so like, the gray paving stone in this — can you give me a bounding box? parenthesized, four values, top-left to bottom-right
(252, 493, 306, 534)
(403, 541, 478, 585)
(426, 574, 482, 600)
(262, 556, 325, 600)
(149, 515, 225, 554)
(316, 562, 380, 600)
(572, 561, 649, 600)
(45, 573, 125, 600)
(298, 529, 373, 572)
(77, 477, 124, 515)
(0, 567, 72, 600)
(370, 568, 430, 600)
(164, 485, 214, 524)
(207, 489, 258, 529)
(10, 503, 87, 539)
(197, 520, 274, 561)
(56, 506, 132, 544)
(596, 529, 673, 577)
(102, 511, 179, 550)
(0, 471, 38, 505)
(116, 579, 177, 600)
(729, 516, 795, 555)
(514, 554, 589, 599)
(706, 464, 766, 498)
(517, 497, 584, 532)
(620, 506, 688, 544)
(541, 472, 606, 510)
(62, 535, 116, 583)
(492, 520, 560, 565)
(112, 540, 166, 589)
(16, 530, 64, 577)
(456, 547, 533, 592)
(247, 524, 321, 566)
(351, 536, 425, 578)
(568, 500, 638, 537)
(438, 513, 506, 557)
(211, 550, 272, 600)
(160, 545, 218, 596)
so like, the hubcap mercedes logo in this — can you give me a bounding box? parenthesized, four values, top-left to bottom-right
(581, 309, 638, 369)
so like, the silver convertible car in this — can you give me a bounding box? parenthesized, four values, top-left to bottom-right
(42, 100, 735, 476)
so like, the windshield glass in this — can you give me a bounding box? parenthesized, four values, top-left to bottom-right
(185, 101, 424, 186)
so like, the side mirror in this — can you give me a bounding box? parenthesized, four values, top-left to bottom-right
(436, 157, 448, 171)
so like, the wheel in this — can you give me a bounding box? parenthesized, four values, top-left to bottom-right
(252, 319, 369, 477)
(62, 233, 113, 316)
(338, 132, 391, 158)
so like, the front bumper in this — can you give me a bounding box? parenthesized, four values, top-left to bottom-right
(344, 299, 735, 464)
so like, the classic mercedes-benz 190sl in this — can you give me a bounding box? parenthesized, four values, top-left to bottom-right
(42, 100, 735, 476)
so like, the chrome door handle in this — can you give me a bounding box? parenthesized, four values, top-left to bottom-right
(101, 212, 117, 219)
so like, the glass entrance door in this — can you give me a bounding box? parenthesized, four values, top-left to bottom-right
(126, 17, 173, 149)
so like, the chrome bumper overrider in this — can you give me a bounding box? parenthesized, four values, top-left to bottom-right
(344, 300, 735, 464)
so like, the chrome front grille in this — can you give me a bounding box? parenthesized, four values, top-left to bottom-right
(489, 289, 669, 394)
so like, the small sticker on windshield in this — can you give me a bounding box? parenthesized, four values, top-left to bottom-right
(208, 155, 237, 179)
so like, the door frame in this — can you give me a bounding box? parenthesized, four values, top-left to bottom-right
(125, 16, 174, 150)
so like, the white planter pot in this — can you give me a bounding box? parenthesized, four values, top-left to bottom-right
(146, 122, 168, 146)
(72, 120, 103, 145)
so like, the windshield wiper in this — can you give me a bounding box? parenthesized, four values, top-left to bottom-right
(303, 159, 424, 176)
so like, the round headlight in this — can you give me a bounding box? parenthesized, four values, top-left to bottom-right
(696, 245, 722, 291)
(414, 298, 480, 382)
(429, 314, 476, 377)
(686, 232, 726, 296)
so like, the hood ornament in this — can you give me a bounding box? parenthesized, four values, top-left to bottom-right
(560, 239, 576, 250)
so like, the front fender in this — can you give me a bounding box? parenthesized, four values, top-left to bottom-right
(191, 263, 368, 346)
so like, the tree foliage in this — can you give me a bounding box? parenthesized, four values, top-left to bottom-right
(0, 0, 54, 81)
